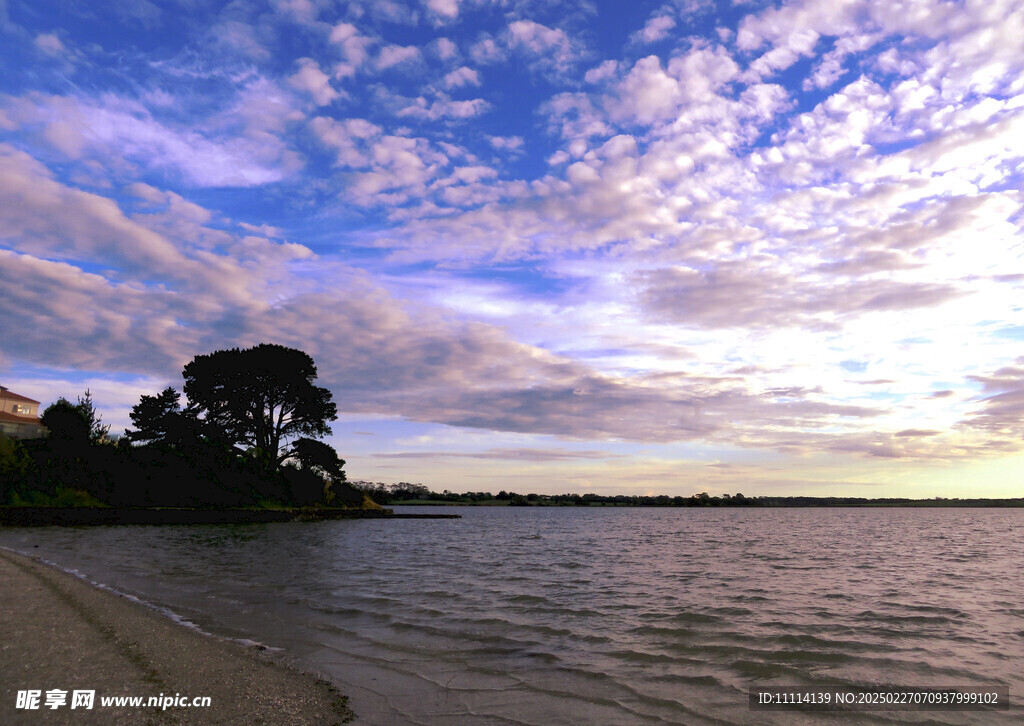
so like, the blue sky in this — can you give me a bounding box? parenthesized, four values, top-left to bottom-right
(2, 0, 1023, 497)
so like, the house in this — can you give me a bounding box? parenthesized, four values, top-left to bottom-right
(0, 385, 45, 439)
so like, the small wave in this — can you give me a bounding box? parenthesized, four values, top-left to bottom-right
(603, 648, 702, 667)
(555, 561, 585, 570)
(878, 601, 968, 618)
(420, 589, 459, 598)
(311, 604, 375, 619)
(521, 605, 604, 618)
(516, 649, 562, 664)
(647, 673, 722, 688)
(525, 624, 575, 638)
(449, 616, 574, 639)
(858, 611, 959, 626)
(629, 624, 698, 638)
(769, 649, 854, 664)
(667, 611, 721, 624)
(729, 658, 803, 679)
(708, 606, 753, 616)
(768, 633, 891, 654)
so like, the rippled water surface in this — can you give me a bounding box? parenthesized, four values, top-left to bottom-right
(2, 507, 1022, 725)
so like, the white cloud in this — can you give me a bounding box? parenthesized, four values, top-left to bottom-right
(736, 0, 861, 51)
(611, 56, 682, 125)
(209, 20, 271, 60)
(1, 145, 202, 279)
(329, 23, 374, 76)
(311, 116, 383, 167)
(488, 135, 524, 151)
(218, 77, 306, 135)
(328, 22, 361, 44)
(632, 15, 677, 45)
(362, 0, 421, 23)
(396, 93, 489, 121)
(424, 0, 460, 19)
(542, 92, 613, 139)
(504, 20, 583, 76)
(336, 134, 452, 206)
(606, 46, 740, 126)
(376, 44, 422, 71)
(271, 0, 319, 24)
(584, 60, 618, 84)
(238, 221, 286, 239)
(34, 33, 66, 56)
(432, 37, 459, 60)
(803, 32, 880, 90)
(0, 145, 307, 314)
(5, 93, 301, 187)
(442, 66, 481, 88)
(289, 58, 342, 106)
(0, 250, 197, 373)
(745, 27, 820, 79)
(469, 35, 506, 65)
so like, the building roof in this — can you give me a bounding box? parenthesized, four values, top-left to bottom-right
(0, 410, 42, 425)
(0, 386, 40, 405)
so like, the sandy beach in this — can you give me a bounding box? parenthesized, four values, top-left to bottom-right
(0, 548, 353, 725)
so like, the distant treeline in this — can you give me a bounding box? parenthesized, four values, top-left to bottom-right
(1, 345, 363, 510)
(352, 482, 1024, 508)
(755, 496, 1024, 507)
(352, 483, 758, 506)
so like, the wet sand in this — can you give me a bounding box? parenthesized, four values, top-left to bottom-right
(0, 548, 353, 725)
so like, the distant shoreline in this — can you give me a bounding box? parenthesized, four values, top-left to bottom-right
(3, 498, 1021, 526)
(0, 506, 460, 526)
(388, 497, 1024, 508)
(356, 483, 1024, 509)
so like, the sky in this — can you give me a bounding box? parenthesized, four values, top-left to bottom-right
(1, 0, 1023, 498)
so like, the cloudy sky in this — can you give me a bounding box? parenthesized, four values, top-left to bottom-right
(2, 0, 1023, 497)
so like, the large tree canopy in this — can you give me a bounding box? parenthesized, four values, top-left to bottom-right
(182, 344, 337, 472)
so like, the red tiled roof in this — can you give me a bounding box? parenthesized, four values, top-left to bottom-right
(0, 410, 42, 425)
(0, 387, 40, 405)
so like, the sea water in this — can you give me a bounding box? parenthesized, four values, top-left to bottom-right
(1, 506, 1021, 725)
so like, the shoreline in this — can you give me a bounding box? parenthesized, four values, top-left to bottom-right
(0, 548, 353, 725)
(0, 506, 461, 526)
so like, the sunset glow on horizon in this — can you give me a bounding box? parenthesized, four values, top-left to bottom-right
(2, 0, 1023, 497)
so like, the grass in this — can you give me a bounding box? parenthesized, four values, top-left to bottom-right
(8, 487, 109, 508)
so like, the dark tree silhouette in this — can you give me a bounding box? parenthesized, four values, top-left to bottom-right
(182, 344, 337, 473)
(41, 398, 91, 445)
(292, 437, 347, 482)
(76, 389, 111, 444)
(43, 391, 110, 446)
(36, 397, 100, 496)
(283, 437, 355, 506)
(124, 387, 200, 446)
